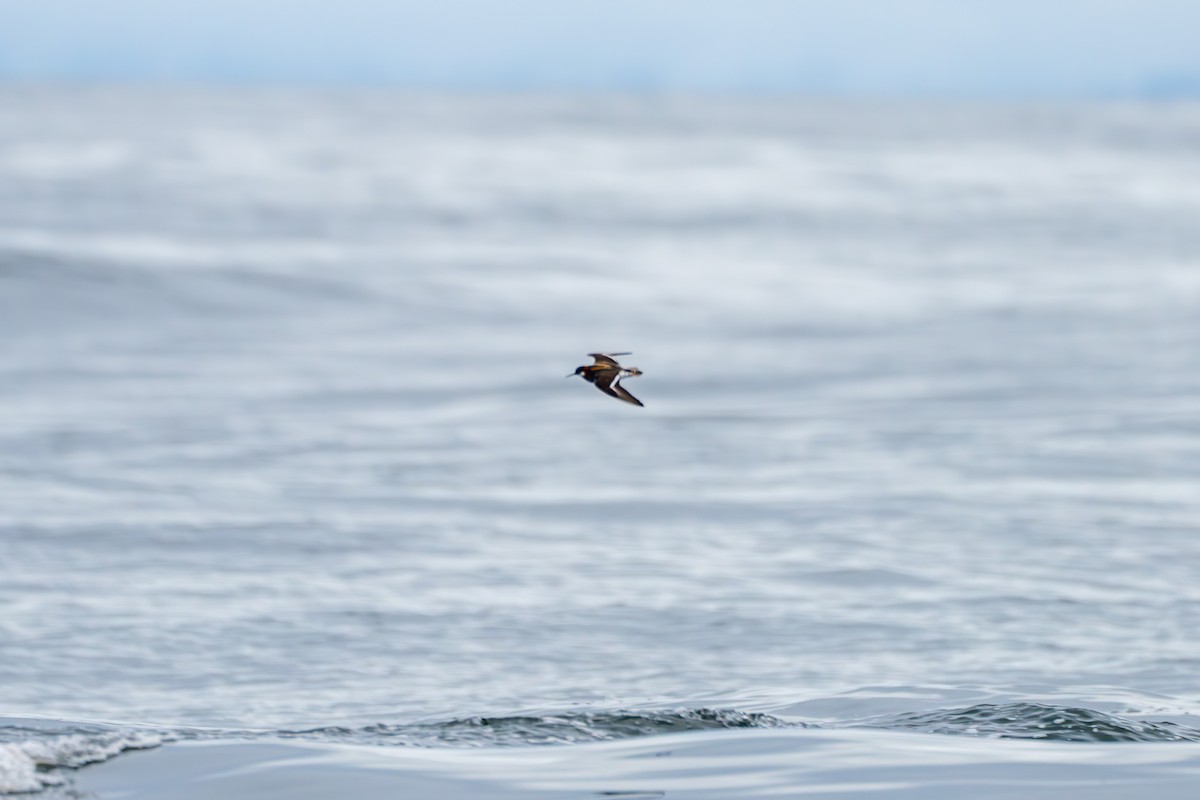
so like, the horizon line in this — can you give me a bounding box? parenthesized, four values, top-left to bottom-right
(2, 74, 1199, 103)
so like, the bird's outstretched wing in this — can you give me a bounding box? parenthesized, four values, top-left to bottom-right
(592, 369, 643, 407)
(588, 352, 631, 368)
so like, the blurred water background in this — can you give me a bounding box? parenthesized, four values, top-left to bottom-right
(1, 86, 1199, 796)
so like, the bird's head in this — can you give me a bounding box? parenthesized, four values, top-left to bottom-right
(566, 366, 586, 378)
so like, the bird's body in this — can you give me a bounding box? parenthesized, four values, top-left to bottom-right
(569, 352, 644, 406)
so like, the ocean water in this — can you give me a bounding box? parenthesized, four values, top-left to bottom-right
(1, 86, 1199, 797)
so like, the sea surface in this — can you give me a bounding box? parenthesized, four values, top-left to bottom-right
(1, 86, 1199, 797)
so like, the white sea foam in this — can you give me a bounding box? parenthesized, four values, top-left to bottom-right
(0, 730, 163, 795)
(0, 743, 60, 794)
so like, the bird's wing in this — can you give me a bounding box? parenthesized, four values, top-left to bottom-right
(593, 369, 644, 407)
(588, 352, 631, 367)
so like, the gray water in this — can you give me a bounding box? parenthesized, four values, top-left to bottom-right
(1, 86, 1199, 796)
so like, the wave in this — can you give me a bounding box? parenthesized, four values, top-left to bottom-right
(0, 723, 163, 794)
(278, 707, 797, 747)
(222, 703, 1200, 748)
(6, 702, 1200, 794)
(852, 702, 1200, 743)
(16, 717, 1200, 800)
(0, 709, 790, 791)
(0, 242, 373, 339)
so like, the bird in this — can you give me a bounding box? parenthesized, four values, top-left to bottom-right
(568, 352, 644, 407)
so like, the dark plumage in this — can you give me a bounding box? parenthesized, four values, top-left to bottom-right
(567, 352, 644, 407)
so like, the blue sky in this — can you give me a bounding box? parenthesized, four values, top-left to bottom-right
(2, 0, 1199, 97)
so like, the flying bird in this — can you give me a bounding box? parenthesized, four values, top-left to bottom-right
(568, 352, 644, 407)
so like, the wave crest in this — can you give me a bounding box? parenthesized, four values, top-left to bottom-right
(0, 725, 163, 794)
(286, 708, 797, 747)
(859, 703, 1200, 743)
